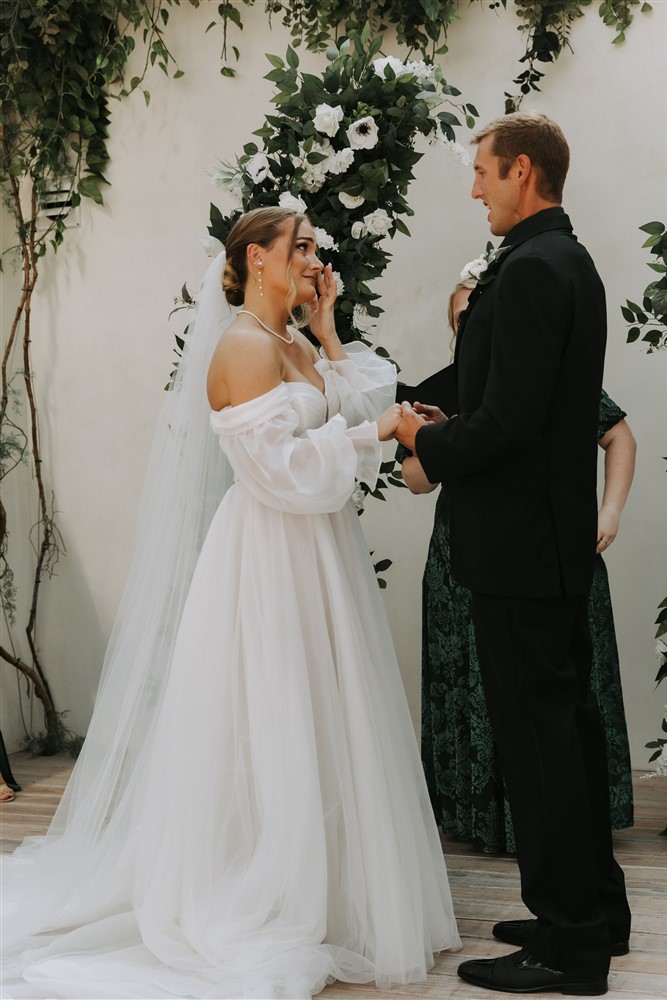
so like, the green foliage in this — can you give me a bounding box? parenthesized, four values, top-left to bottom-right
(199, 30, 474, 515)
(266, 0, 461, 57)
(623, 223, 667, 769)
(623, 222, 667, 353)
(0, 0, 185, 250)
(0, 0, 189, 753)
(503, 0, 650, 111)
(207, 31, 475, 341)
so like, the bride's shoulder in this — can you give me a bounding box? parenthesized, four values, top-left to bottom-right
(207, 320, 282, 410)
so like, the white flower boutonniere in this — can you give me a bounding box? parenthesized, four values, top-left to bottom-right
(460, 243, 511, 287)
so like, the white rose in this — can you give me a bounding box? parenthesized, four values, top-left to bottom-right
(313, 103, 344, 137)
(363, 208, 392, 237)
(278, 191, 307, 213)
(332, 271, 345, 296)
(350, 221, 367, 239)
(313, 226, 339, 252)
(246, 152, 271, 183)
(373, 55, 406, 78)
(347, 116, 379, 150)
(460, 256, 488, 282)
(352, 303, 377, 334)
(199, 233, 225, 258)
(350, 482, 366, 511)
(339, 191, 365, 210)
(404, 59, 433, 81)
(327, 148, 355, 176)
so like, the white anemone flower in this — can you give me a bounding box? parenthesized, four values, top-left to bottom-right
(347, 116, 379, 150)
(246, 152, 271, 184)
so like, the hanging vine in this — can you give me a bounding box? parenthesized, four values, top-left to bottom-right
(0, 0, 188, 753)
(503, 0, 652, 111)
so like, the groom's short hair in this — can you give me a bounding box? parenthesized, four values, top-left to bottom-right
(473, 112, 570, 203)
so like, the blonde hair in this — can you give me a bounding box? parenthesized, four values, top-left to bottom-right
(472, 111, 570, 202)
(222, 206, 306, 312)
(447, 281, 475, 356)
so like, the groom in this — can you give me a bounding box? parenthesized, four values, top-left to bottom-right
(395, 112, 631, 995)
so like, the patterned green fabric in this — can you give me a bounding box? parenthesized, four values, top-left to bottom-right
(400, 389, 634, 851)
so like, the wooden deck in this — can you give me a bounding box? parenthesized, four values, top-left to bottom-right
(2, 753, 665, 999)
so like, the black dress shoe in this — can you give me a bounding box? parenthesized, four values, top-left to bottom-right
(458, 947, 608, 995)
(492, 918, 630, 956)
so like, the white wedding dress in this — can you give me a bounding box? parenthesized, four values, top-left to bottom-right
(2, 342, 459, 999)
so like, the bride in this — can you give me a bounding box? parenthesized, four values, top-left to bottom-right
(2, 206, 459, 999)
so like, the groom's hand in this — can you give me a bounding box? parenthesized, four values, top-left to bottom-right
(413, 401, 449, 424)
(394, 401, 428, 452)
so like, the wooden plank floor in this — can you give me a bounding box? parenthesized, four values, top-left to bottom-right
(2, 753, 665, 999)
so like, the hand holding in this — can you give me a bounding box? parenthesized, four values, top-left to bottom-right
(413, 401, 449, 425)
(376, 403, 403, 442)
(596, 504, 620, 554)
(394, 401, 428, 452)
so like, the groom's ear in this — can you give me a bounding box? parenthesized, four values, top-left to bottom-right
(515, 154, 532, 185)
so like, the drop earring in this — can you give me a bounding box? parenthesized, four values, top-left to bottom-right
(257, 263, 264, 297)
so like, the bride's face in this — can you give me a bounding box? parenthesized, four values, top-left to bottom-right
(261, 219, 324, 308)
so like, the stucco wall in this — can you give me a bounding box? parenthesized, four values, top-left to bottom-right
(1, 1, 665, 767)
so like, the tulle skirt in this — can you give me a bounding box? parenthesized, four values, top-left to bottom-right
(2, 486, 459, 999)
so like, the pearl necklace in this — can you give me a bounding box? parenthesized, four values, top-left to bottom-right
(238, 309, 294, 345)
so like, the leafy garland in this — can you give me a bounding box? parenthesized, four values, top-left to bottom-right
(194, 0, 651, 107)
(623, 222, 667, 779)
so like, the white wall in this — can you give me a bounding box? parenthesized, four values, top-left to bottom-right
(1, 1, 665, 766)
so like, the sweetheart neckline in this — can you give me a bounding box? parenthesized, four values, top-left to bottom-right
(212, 379, 326, 416)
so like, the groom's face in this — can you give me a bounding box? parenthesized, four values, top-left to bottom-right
(472, 136, 520, 237)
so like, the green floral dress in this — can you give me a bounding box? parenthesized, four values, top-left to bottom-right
(399, 390, 634, 852)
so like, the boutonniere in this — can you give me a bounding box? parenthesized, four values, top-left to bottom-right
(460, 243, 512, 287)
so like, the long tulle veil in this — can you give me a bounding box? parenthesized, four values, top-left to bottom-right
(2, 250, 235, 945)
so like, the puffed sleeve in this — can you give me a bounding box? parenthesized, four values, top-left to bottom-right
(210, 384, 381, 514)
(317, 342, 397, 425)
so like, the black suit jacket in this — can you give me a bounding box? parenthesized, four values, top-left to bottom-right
(415, 208, 606, 598)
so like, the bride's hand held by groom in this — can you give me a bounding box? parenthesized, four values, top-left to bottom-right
(394, 400, 449, 451)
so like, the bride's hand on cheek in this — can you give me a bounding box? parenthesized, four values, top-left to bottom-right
(309, 265, 337, 346)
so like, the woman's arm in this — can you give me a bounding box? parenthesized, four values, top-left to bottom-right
(402, 456, 439, 495)
(596, 418, 636, 553)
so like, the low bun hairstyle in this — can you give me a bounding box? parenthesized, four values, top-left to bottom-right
(221, 206, 305, 307)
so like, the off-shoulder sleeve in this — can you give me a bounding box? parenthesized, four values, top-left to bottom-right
(317, 342, 397, 426)
(210, 384, 381, 514)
